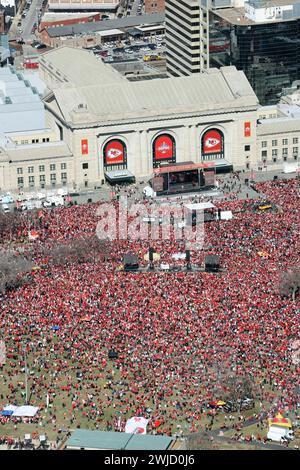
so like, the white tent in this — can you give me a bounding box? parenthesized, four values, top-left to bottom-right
(220, 211, 233, 220)
(184, 202, 215, 211)
(125, 417, 149, 434)
(12, 406, 39, 417)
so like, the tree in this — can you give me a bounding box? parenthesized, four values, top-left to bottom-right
(46, 236, 111, 266)
(224, 375, 255, 411)
(0, 250, 33, 293)
(279, 265, 300, 301)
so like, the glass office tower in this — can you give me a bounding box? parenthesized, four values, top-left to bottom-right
(209, 9, 300, 104)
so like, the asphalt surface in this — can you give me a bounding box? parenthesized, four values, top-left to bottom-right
(9, 0, 43, 42)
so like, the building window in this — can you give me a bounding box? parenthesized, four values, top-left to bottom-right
(61, 163, 67, 170)
(17, 167, 23, 175)
(21, 140, 28, 145)
(39, 175, 45, 182)
(282, 139, 288, 146)
(61, 173, 67, 181)
(28, 166, 34, 174)
(50, 173, 56, 181)
(244, 145, 251, 151)
(282, 148, 288, 156)
(293, 147, 298, 155)
(272, 140, 277, 147)
(283, 157, 287, 162)
(294, 155, 298, 160)
(32, 139, 39, 144)
(39, 165, 45, 172)
(261, 150, 267, 158)
(29, 176, 35, 185)
(50, 164, 56, 171)
(261, 141, 267, 148)
(17, 177, 24, 186)
(273, 158, 277, 163)
(293, 137, 298, 145)
(82, 163, 88, 169)
(272, 149, 278, 157)
(42, 138, 50, 142)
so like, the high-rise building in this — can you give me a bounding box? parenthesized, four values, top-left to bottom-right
(166, 0, 209, 76)
(166, 0, 300, 103)
(209, 1, 300, 105)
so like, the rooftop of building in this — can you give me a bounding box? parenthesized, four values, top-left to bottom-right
(41, 12, 101, 22)
(45, 12, 165, 38)
(0, 140, 72, 162)
(257, 102, 300, 133)
(213, 1, 300, 25)
(65, 429, 173, 450)
(41, 46, 258, 127)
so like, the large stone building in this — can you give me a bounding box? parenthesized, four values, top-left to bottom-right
(0, 47, 299, 193)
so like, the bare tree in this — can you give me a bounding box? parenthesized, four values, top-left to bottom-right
(224, 375, 255, 411)
(279, 266, 300, 301)
(46, 236, 111, 266)
(0, 250, 33, 293)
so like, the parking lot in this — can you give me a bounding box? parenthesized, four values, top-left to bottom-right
(88, 33, 166, 65)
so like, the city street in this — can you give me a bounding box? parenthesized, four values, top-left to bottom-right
(9, 0, 43, 42)
(22, 0, 43, 41)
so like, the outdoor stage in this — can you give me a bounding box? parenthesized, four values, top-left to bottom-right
(150, 161, 218, 196)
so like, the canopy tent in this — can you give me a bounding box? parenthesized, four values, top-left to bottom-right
(219, 210, 233, 220)
(208, 400, 226, 407)
(125, 417, 149, 435)
(268, 413, 292, 428)
(13, 406, 39, 417)
(2, 405, 39, 417)
(184, 202, 215, 211)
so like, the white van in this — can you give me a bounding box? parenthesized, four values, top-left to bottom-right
(267, 426, 294, 442)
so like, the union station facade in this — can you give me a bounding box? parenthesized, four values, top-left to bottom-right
(3, 47, 294, 192)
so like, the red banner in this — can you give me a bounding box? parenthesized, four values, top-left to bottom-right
(244, 122, 251, 137)
(154, 135, 174, 160)
(81, 139, 88, 155)
(203, 130, 223, 154)
(105, 140, 125, 165)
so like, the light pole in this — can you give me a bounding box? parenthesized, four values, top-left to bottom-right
(23, 345, 29, 404)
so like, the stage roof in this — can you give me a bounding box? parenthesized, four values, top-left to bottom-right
(153, 162, 214, 174)
(184, 202, 215, 211)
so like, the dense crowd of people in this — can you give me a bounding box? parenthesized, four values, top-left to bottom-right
(0, 177, 299, 442)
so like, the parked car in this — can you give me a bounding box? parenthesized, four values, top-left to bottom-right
(2, 204, 10, 213)
(35, 43, 47, 49)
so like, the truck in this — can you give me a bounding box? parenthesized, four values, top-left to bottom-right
(42, 196, 64, 208)
(267, 426, 294, 442)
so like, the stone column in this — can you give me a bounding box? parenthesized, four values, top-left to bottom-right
(140, 130, 151, 177)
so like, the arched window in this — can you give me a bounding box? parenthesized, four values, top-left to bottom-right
(103, 139, 127, 170)
(152, 134, 176, 168)
(201, 129, 224, 161)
